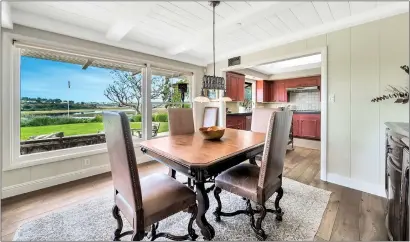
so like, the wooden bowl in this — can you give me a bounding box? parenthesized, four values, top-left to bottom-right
(199, 126, 225, 140)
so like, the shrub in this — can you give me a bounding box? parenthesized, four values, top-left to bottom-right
(93, 114, 103, 123)
(131, 114, 142, 122)
(20, 116, 93, 127)
(154, 113, 168, 122)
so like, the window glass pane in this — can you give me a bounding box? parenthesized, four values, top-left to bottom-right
(20, 53, 144, 155)
(150, 69, 192, 138)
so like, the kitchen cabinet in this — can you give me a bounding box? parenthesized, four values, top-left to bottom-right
(292, 113, 320, 140)
(256, 80, 271, 102)
(226, 72, 245, 101)
(272, 81, 287, 102)
(226, 114, 251, 130)
(286, 75, 321, 88)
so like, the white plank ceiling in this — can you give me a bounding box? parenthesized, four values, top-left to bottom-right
(7, 1, 408, 66)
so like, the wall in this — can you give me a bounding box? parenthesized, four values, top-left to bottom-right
(208, 13, 409, 196)
(1, 25, 205, 198)
(269, 67, 321, 80)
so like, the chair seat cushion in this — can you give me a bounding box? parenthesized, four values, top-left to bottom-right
(215, 163, 260, 202)
(116, 173, 196, 227)
(215, 163, 281, 203)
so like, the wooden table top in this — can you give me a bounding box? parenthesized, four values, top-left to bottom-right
(139, 128, 265, 167)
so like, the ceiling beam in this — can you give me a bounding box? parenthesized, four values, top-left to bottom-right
(82, 59, 94, 70)
(1, 1, 13, 29)
(106, 20, 135, 41)
(166, 2, 298, 56)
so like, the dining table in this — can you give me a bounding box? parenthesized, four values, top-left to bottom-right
(139, 128, 265, 240)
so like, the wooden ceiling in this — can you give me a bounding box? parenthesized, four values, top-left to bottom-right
(5, 1, 408, 66)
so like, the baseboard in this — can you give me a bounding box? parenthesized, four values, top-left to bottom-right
(1, 164, 111, 199)
(327, 173, 386, 198)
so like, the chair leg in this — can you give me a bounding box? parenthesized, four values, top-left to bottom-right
(274, 187, 284, 221)
(252, 204, 267, 241)
(213, 187, 222, 222)
(112, 205, 123, 241)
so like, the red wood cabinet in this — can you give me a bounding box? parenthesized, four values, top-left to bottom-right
(292, 113, 320, 140)
(226, 115, 248, 130)
(286, 75, 321, 88)
(226, 72, 245, 101)
(256, 80, 271, 102)
(272, 81, 287, 102)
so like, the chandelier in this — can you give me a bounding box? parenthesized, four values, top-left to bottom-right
(194, 1, 232, 103)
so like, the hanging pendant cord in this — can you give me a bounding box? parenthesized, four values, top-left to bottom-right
(213, 2, 216, 78)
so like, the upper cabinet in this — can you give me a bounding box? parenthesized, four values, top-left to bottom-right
(226, 72, 245, 101)
(256, 80, 271, 102)
(256, 75, 321, 103)
(286, 75, 321, 88)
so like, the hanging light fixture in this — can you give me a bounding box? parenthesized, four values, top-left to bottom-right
(194, 1, 231, 103)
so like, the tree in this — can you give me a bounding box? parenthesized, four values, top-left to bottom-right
(104, 70, 168, 114)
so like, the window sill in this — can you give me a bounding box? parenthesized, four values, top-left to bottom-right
(3, 137, 144, 171)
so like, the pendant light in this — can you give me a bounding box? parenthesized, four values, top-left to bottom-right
(194, 1, 231, 103)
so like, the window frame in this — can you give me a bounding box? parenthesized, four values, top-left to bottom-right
(2, 34, 196, 171)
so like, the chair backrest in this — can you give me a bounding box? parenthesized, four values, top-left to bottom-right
(202, 107, 219, 127)
(103, 111, 143, 221)
(251, 108, 280, 133)
(258, 110, 293, 188)
(168, 108, 195, 135)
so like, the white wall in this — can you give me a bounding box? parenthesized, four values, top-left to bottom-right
(1, 25, 205, 198)
(208, 13, 409, 196)
(269, 67, 321, 80)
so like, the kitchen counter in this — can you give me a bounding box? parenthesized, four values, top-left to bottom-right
(292, 110, 321, 114)
(226, 112, 252, 116)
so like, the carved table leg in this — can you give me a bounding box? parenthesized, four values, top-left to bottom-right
(196, 182, 215, 240)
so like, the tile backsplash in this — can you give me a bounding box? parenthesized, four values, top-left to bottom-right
(289, 91, 321, 110)
(257, 90, 321, 111)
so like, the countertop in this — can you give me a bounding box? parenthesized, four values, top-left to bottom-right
(226, 112, 252, 116)
(292, 111, 321, 114)
(385, 122, 409, 137)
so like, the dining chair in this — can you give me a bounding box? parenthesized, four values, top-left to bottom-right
(202, 107, 219, 127)
(167, 108, 195, 186)
(213, 110, 293, 240)
(103, 111, 198, 241)
(250, 108, 277, 165)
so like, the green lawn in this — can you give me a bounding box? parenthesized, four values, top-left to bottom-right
(20, 122, 169, 140)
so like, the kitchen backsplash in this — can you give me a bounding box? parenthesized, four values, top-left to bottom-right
(228, 90, 321, 112)
(256, 91, 321, 110)
(289, 91, 321, 110)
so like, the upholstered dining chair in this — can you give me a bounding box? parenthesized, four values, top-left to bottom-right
(103, 111, 198, 241)
(213, 110, 293, 240)
(202, 107, 219, 127)
(167, 108, 195, 186)
(250, 108, 277, 165)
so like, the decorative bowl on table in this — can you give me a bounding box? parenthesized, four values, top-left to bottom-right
(199, 126, 225, 140)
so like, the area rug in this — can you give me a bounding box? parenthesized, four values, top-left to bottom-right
(13, 177, 330, 241)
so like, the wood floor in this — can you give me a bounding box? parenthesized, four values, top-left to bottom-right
(1, 147, 388, 241)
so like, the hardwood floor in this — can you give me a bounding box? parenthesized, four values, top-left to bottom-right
(1, 147, 387, 241)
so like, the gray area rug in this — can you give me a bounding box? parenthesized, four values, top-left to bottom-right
(13, 177, 330, 241)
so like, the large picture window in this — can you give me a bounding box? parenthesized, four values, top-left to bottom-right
(3, 41, 195, 168)
(18, 48, 145, 155)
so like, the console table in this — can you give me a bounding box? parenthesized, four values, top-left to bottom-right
(385, 122, 409, 241)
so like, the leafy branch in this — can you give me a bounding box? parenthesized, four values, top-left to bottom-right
(371, 65, 409, 104)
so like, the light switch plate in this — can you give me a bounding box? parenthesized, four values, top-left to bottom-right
(329, 94, 335, 103)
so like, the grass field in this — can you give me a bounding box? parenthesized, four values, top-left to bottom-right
(20, 122, 169, 140)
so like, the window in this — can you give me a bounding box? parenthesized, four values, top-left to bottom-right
(3, 40, 197, 168)
(18, 47, 145, 155)
(150, 68, 193, 137)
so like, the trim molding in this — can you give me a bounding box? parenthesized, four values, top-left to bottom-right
(2, 164, 110, 199)
(327, 173, 386, 198)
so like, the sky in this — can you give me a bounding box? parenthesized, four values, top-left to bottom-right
(21, 56, 121, 103)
